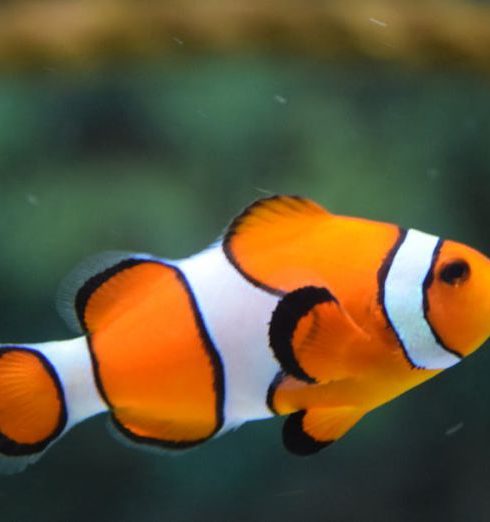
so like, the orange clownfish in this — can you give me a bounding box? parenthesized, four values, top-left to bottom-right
(1, 195, 489, 473)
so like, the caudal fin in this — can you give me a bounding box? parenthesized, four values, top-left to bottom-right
(0, 338, 107, 474)
(0, 346, 67, 473)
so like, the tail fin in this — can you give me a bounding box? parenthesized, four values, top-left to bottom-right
(0, 338, 107, 473)
(0, 346, 66, 473)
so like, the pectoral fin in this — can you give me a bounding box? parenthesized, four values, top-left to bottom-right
(282, 407, 364, 456)
(269, 286, 369, 383)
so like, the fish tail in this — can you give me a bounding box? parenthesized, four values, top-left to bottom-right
(0, 337, 107, 473)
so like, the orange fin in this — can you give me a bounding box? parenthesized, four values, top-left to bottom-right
(283, 407, 364, 456)
(223, 195, 332, 294)
(110, 407, 215, 452)
(269, 286, 369, 383)
(58, 253, 167, 333)
(0, 347, 67, 473)
(57, 252, 159, 333)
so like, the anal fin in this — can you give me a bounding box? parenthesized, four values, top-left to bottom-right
(282, 407, 364, 456)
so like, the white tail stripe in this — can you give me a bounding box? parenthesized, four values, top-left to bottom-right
(33, 337, 107, 431)
(384, 229, 461, 370)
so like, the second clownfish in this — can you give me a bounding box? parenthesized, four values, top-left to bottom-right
(0, 195, 489, 473)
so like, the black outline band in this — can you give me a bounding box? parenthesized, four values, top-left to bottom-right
(269, 286, 337, 384)
(377, 228, 413, 367)
(266, 371, 286, 415)
(422, 240, 463, 360)
(282, 410, 333, 456)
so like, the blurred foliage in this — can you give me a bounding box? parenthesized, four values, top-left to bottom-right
(2, 1, 490, 73)
(0, 2, 490, 522)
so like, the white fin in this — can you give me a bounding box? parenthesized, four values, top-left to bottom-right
(0, 452, 44, 475)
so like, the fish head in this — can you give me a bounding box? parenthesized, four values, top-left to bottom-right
(426, 239, 490, 358)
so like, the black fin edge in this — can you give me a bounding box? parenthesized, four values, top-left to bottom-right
(266, 371, 286, 415)
(422, 240, 463, 360)
(269, 286, 337, 383)
(110, 414, 211, 451)
(282, 410, 333, 456)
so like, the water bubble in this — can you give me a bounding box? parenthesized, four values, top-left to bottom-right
(427, 167, 440, 180)
(26, 194, 39, 206)
(273, 95, 288, 105)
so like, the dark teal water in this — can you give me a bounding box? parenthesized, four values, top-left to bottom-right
(0, 58, 489, 522)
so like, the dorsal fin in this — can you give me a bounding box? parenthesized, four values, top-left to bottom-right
(224, 195, 331, 249)
(223, 195, 333, 294)
(57, 252, 161, 333)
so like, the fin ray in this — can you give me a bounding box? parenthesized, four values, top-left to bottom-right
(225, 196, 329, 242)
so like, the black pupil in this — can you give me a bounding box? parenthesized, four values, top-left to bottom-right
(439, 260, 470, 285)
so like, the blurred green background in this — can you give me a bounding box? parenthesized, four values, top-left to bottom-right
(1, 3, 490, 522)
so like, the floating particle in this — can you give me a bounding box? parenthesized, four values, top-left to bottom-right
(369, 17, 388, 27)
(26, 193, 39, 206)
(445, 422, 464, 436)
(427, 167, 440, 180)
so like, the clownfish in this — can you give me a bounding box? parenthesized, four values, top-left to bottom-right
(1, 195, 489, 473)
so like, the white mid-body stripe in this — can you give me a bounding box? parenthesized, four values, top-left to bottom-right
(177, 244, 281, 432)
(384, 229, 461, 370)
(33, 336, 107, 432)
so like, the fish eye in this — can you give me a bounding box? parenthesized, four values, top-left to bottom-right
(439, 259, 470, 286)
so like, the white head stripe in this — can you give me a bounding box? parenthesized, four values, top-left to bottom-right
(383, 229, 461, 370)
